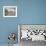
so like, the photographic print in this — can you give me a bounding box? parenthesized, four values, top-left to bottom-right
(3, 6, 17, 17)
(18, 24, 46, 46)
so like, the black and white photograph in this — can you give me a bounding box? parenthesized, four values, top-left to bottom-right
(18, 25, 46, 46)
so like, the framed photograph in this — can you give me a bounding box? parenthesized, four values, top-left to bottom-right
(3, 6, 17, 17)
(18, 24, 46, 42)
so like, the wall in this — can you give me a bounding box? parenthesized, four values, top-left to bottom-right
(0, 0, 46, 44)
(0, 0, 18, 44)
